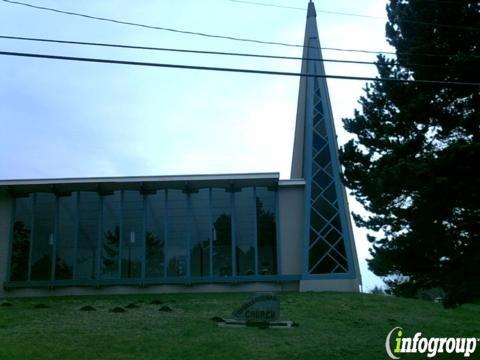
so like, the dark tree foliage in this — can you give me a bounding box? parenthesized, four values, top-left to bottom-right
(256, 197, 277, 274)
(213, 214, 232, 276)
(11, 221, 30, 281)
(102, 226, 120, 273)
(214, 214, 232, 246)
(339, 0, 479, 307)
(54, 256, 73, 280)
(30, 255, 72, 280)
(145, 231, 165, 275)
(30, 255, 49, 280)
(191, 240, 209, 276)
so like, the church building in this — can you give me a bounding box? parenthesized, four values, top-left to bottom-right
(0, 1, 361, 297)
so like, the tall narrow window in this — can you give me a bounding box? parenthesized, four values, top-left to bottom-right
(55, 194, 76, 280)
(31, 193, 55, 281)
(256, 187, 277, 275)
(190, 189, 210, 277)
(166, 190, 188, 277)
(101, 191, 121, 279)
(234, 187, 255, 276)
(212, 188, 232, 277)
(76, 192, 99, 280)
(122, 191, 143, 279)
(10, 195, 33, 281)
(145, 191, 165, 278)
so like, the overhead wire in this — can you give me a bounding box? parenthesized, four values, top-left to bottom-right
(228, 0, 305, 11)
(228, 0, 384, 19)
(1, 0, 478, 60)
(397, 0, 478, 5)
(227, 0, 480, 31)
(0, 50, 478, 87)
(1, 34, 464, 70)
(229, 0, 479, 9)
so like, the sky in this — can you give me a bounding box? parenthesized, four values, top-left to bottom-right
(0, 0, 395, 291)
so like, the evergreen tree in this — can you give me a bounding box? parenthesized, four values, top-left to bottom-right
(102, 226, 120, 275)
(340, 0, 479, 307)
(213, 214, 232, 276)
(11, 221, 31, 281)
(256, 197, 277, 275)
(145, 231, 165, 276)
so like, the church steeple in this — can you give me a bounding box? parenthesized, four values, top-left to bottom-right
(291, 0, 321, 179)
(291, 1, 361, 282)
(307, 0, 316, 18)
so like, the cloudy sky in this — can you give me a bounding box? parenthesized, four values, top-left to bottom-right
(0, 0, 395, 290)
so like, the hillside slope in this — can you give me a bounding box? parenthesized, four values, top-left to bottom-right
(0, 292, 478, 359)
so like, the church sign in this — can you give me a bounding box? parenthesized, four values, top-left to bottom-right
(232, 293, 280, 322)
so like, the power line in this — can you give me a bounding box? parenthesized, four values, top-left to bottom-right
(1, 0, 320, 49)
(1, 0, 478, 60)
(0, 0, 393, 55)
(400, 0, 478, 5)
(228, 0, 384, 19)
(1, 34, 457, 70)
(0, 35, 378, 65)
(0, 50, 478, 87)
(228, 0, 305, 11)
(227, 0, 480, 31)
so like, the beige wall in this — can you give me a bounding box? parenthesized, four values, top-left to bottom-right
(278, 185, 304, 276)
(300, 279, 360, 292)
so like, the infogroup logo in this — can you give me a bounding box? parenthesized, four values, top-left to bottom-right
(385, 327, 479, 359)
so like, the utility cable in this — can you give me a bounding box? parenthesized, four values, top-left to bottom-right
(227, 0, 479, 31)
(1, 0, 478, 59)
(228, 0, 383, 19)
(0, 50, 478, 87)
(1, 34, 463, 70)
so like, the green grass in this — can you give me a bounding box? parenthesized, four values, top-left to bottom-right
(0, 292, 478, 359)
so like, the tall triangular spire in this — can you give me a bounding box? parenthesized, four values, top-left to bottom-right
(291, 0, 321, 179)
(307, 0, 316, 18)
(291, 1, 361, 283)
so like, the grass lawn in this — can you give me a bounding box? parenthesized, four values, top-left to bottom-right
(0, 292, 478, 359)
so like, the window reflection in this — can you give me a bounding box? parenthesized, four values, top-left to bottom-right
(212, 188, 232, 277)
(256, 187, 277, 275)
(101, 191, 121, 279)
(56, 194, 76, 280)
(166, 190, 188, 277)
(122, 191, 143, 279)
(190, 189, 211, 277)
(145, 191, 165, 278)
(235, 188, 255, 276)
(8, 184, 279, 284)
(11, 195, 33, 281)
(76, 192, 99, 280)
(31, 193, 55, 281)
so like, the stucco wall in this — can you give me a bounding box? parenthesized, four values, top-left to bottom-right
(300, 279, 360, 292)
(278, 185, 304, 276)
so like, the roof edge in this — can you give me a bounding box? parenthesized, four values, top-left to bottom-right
(279, 179, 306, 187)
(0, 172, 280, 187)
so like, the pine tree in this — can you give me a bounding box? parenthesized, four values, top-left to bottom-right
(340, 0, 479, 307)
